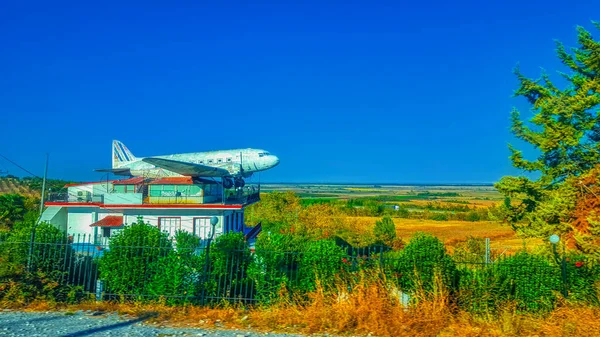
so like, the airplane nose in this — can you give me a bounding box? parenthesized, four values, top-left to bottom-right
(271, 156, 280, 167)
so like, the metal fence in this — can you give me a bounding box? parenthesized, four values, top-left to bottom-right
(0, 229, 598, 311)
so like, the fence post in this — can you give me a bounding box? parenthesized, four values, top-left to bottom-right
(560, 244, 568, 298)
(96, 280, 104, 302)
(27, 226, 37, 272)
(200, 243, 211, 305)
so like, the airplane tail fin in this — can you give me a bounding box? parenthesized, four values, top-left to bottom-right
(112, 140, 137, 168)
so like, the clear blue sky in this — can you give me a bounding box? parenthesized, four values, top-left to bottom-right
(0, 1, 598, 183)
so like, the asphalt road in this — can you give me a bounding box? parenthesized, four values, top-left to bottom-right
(0, 310, 306, 337)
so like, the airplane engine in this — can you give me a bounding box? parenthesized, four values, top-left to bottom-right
(223, 178, 234, 189)
(234, 178, 245, 188)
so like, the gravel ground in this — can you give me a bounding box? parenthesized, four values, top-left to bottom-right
(0, 310, 307, 337)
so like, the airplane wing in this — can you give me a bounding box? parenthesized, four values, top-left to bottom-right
(94, 168, 132, 176)
(142, 157, 230, 177)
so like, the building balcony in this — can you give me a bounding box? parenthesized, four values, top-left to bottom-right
(46, 182, 261, 209)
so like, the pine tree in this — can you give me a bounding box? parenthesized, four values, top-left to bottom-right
(496, 22, 600, 238)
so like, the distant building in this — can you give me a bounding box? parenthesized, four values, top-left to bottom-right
(41, 177, 261, 246)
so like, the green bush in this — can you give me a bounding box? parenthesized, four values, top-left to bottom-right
(458, 252, 560, 313)
(298, 239, 348, 293)
(146, 231, 202, 304)
(391, 232, 457, 294)
(99, 217, 173, 298)
(465, 211, 481, 222)
(202, 232, 252, 301)
(564, 254, 600, 304)
(453, 236, 487, 263)
(248, 232, 303, 302)
(429, 213, 449, 221)
(0, 222, 84, 303)
(373, 216, 396, 246)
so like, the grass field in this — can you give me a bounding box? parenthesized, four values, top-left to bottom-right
(261, 183, 536, 254)
(349, 217, 542, 253)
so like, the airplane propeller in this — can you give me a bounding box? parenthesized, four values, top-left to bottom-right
(239, 151, 244, 176)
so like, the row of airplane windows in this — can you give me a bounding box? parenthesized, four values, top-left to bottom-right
(193, 158, 234, 165)
(192, 152, 269, 165)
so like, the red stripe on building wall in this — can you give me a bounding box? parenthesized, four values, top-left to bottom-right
(44, 202, 243, 210)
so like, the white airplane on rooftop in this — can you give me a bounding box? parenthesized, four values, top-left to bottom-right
(96, 140, 279, 189)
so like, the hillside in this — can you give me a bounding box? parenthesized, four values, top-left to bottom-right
(0, 177, 37, 197)
(0, 176, 72, 197)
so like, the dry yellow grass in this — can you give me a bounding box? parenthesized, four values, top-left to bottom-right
(8, 286, 600, 337)
(347, 217, 542, 253)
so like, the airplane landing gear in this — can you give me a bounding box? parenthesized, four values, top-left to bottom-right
(223, 178, 234, 189)
(234, 178, 245, 188)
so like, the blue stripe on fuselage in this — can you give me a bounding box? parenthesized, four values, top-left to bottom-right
(118, 143, 130, 161)
(115, 148, 124, 162)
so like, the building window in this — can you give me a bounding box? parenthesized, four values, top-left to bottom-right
(158, 217, 181, 237)
(103, 227, 111, 238)
(193, 217, 211, 239)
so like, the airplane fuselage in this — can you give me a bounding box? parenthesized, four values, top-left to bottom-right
(117, 148, 279, 179)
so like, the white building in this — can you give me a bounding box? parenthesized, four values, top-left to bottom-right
(41, 177, 261, 245)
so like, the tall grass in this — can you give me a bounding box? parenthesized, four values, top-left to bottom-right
(10, 273, 600, 337)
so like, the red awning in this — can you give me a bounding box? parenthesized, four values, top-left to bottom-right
(90, 215, 123, 227)
(149, 177, 194, 185)
(65, 180, 115, 187)
(113, 177, 146, 185)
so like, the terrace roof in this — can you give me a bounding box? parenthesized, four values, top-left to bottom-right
(149, 177, 194, 185)
(113, 177, 146, 185)
(90, 215, 123, 227)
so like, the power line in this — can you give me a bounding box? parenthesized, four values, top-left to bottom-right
(0, 154, 41, 178)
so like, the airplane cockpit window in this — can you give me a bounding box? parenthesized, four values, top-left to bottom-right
(259, 152, 269, 157)
(217, 158, 223, 163)
(208, 159, 213, 164)
(227, 158, 232, 162)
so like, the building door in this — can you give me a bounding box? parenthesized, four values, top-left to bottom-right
(193, 217, 211, 239)
(158, 217, 181, 237)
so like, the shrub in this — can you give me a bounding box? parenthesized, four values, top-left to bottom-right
(146, 231, 202, 304)
(564, 253, 600, 304)
(99, 217, 173, 298)
(373, 216, 396, 246)
(202, 232, 252, 301)
(298, 239, 348, 293)
(391, 232, 457, 295)
(0, 222, 84, 303)
(453, 236, 488, 263)
(458, 251, 560, 313)
(248, 232, 303, 302)
(429, 213, 449, 221)
(465, 211, 481, 222)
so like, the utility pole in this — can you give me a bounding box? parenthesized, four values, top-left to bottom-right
(29, 154, 49, 272)
(38, 153, 49, 219)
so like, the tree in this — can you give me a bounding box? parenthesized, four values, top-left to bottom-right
(245, 191, 301, 227)
(0, 194, 26, 230)
(568, 165, 600, 260)
(496, 23, 600, 238)
(373, 216, 396, 246)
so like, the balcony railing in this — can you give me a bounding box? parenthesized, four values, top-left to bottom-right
(46, 186, 261, 206)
